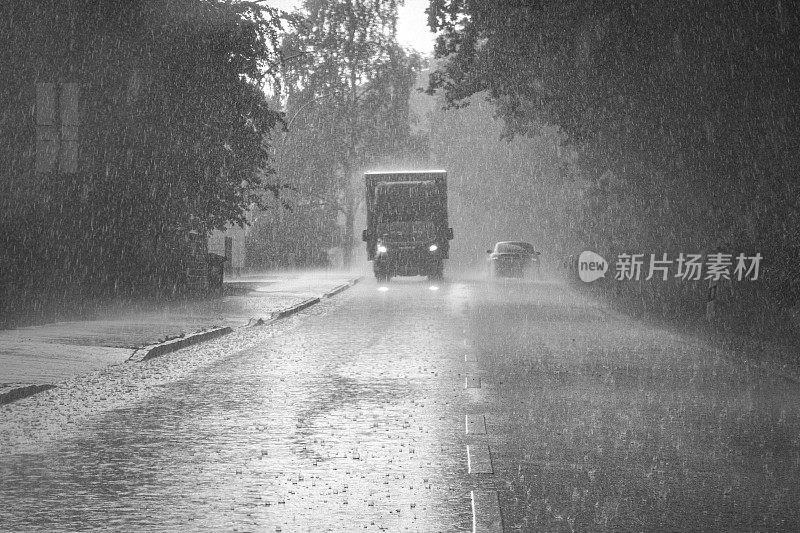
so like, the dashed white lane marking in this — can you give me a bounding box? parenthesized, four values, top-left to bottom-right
(471, 490, 503, 532)
(467, 444, 493, 474)
(465, 414, 486, 435)
(461, 335, 501, 530)
(465, 375, 481, 388)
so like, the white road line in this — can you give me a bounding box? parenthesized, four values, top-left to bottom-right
(465, 414, 487, 435)
(467, 444, 493, 474)
(471, 490, 503, 532)
(465, 375, 481, 388)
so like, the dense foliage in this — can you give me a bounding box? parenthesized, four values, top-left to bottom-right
(0, 0, 288, 323)
(258, 0, 427, 267)
(427, 0, 800, 332)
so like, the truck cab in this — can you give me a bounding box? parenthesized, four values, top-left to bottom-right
(362, 171, 453, 282)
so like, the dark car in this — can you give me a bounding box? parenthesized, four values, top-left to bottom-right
(487, 241, 541, 278)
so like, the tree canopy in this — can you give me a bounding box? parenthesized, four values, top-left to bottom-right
(1, 0, 292, 315)
(427, 0, 800, 318)
(255, 0, 426, 266)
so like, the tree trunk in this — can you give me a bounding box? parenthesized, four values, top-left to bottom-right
(343, 199, 356, 268)
(341, 164, 357, 268)
(343, 2, 358, 268)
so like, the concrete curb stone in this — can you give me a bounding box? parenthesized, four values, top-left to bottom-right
(136, 276, 363, 356)
(271, 297, 321, 320)
(1, 276, 364, 404)
(0, 384, 57, 406)
(324, 284, 351, 298)
(130, 326, 234, 363)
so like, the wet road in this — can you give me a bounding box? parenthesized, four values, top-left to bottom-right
(2, 277, 800, 531)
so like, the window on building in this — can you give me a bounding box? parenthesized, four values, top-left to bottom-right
(35, 82, 80, 174)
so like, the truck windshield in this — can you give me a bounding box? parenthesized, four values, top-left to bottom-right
(374, 181, 443, 222)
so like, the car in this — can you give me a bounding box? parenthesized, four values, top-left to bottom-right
(487, 241, 541, 278)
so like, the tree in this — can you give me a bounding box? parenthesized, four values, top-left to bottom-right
(276, 0, 425, 266)
(1, 0, 291, 320)
(427, 0, 800, 318)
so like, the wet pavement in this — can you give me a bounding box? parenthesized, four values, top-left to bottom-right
(2, 275, 800, 531)
(0, 271, 357, 394)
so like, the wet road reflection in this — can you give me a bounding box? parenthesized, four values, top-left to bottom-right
(4, 275, 800, 531)
(1, 278, 477, 532)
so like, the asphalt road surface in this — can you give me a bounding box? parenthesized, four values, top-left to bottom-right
(2, 276, 800, 531)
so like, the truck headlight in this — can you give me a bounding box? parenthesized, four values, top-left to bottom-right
(428, 244, 438, 252)
(377, 244, 388, 253)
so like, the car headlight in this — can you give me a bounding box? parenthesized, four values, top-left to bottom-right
(377, 245, 387, 253)
(428, 244, 438, 252)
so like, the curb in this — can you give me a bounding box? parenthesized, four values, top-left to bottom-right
(324, 283, 351, 298)
(324, 276, 363, 298)
(250, 276, 363, 325)
(271, 297, 321, 319)
(136, 277, 364, 353)
(0, 384, 57, 406)
(1, 277, 364, 405)
(133, 326, 234, 363)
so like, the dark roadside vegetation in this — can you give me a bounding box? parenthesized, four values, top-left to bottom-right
(0, 0, 287, 328)
(0, 0, 424, 329)
(427, 1, 800, 365)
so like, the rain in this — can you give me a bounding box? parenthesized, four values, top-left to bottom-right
(2, 0, 800, 531)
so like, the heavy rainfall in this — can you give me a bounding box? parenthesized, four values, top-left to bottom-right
(1, 1, 799, 531)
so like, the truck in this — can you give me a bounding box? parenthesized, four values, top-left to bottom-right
(361, 170, 454, 282)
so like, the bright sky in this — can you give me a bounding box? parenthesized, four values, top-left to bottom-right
(263, 0, 436, 56)
(396, 0, 436, 55)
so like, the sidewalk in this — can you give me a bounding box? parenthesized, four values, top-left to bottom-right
(0, 270, 361, 402)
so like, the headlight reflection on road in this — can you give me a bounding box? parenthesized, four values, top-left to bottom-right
(377, 286, 389, 292)
(429, 285, 439, 291)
